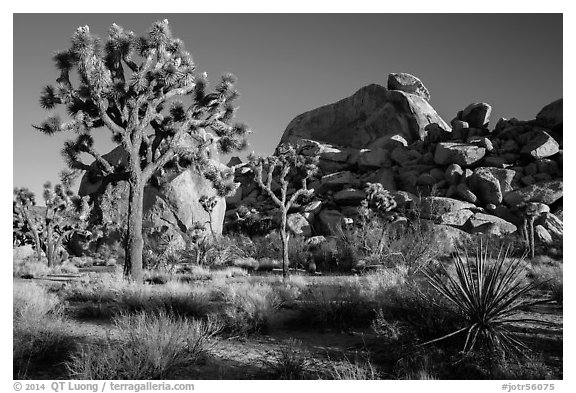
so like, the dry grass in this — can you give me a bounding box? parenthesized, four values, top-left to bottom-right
(66, 311, 221, 379)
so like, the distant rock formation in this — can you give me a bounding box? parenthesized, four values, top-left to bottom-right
(226, 73, 562, 245)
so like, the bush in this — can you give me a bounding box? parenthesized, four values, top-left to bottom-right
(526, 257, 563, 303)
(13, 281, 74, 379)
(217, 282, 281, 335)
(13, 257, 50, 278)
(66, 311, 221, 379)
(13, 280, 61, 321)
(261, 339, 312, 379)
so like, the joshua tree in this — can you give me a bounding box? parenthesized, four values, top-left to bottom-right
(34, 20, 248, 281)
(249, 144, 318, 278)
(359, 182, 398, 256)
(199, 195, 218, 238)
(13, 172, 92, 267)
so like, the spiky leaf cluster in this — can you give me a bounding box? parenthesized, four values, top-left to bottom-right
(35, 19, 250, 192)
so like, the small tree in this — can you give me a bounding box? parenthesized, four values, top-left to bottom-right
(34, 20, 248, 281)
(249, 144, 318, 278)
(13, 172, 92, 267)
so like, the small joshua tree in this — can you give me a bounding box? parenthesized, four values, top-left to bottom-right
(360, 182, 398, 256)
(34, 20, 248, 281)
(13, 171, 92, 267)
(199, 195, 218, 238)
(249, 144, 318, 278)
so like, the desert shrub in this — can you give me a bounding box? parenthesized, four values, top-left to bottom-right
(324, 353, 380, 380)
(261, 339, 312, 379)
(13, 281, 74, 379)
(423, 242, 549, 357)
(51, 259, 80, 274)
(60, 274, 213, 319)
(296, 278, 372, 328)
(13, 280, 61, 320)
(371, 308, 402, 341)
(526, 256, 563, 303)
(66, 311, 221, 379)
(217, 282, 281, 335)
(334, 216, 442, 273)
(13, 257, 50, 278)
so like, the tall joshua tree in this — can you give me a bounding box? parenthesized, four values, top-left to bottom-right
(34, 20, 249, 281)
(249, 144, 318, 278)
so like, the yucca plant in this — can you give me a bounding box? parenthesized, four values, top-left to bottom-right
(423, 241, 549, 357)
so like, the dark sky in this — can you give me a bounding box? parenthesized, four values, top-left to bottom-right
(13, 14, 562, 198)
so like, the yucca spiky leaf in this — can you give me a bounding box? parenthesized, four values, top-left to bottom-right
(423, 241, 550, 357)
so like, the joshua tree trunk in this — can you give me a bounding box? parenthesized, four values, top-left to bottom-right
(280, 209, 289, 279)
(124, 181, 145, 282)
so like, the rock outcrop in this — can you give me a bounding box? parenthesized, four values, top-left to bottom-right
(224, 73, 562, 247)
(279, 83, 450, 149)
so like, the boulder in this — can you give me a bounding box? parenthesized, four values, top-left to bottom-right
(539, 212, 562, 239)
(361, 168, 397, 191)
(387, 72, 431, 101)
(333, 188, 367, 205)
(390, 190, 417, 209)
(368, 134, 408, 151)
(455, 184, 478, 204)
(358, 148, 392, 168)
(434, 143, 486, 166)
(437, 209, 474, 227)
(279, 83, 450, 149)
(419, 196, 475, 218)
(391, 146, 422, 166)
(287, 213, 312, 237)
(460, 102, 492, 128)
(465, 213, 517, 236)
(318, 209, 346, 234)
(534, 225, 553, 244)
(504, 180, 563, 206)
(536, 98, 562, 129)
(297, 139, 350, 162)
(445, 164, 463, 185)
(520, 131, 559, 159)
(318, 171, 358, 192)
(469, 167, 516, 205)
(226, 156, 243, 167)
(303, 200, 323, 214)
(79, 145, 228, 244)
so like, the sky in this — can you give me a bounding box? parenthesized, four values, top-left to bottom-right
(13, 13, 562, 198)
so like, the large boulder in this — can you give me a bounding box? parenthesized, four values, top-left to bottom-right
(419, 196, 476, 219)
(503, 180, 563, 206)
(520, 130, 559, 159)
(465, 213, 517, 236)
(279, 82, 449, 149)
(387, 72, 431, 101)
(434, 143, 486, 167)
(460, 103, 492, 128)
(287, 213, 312, 237)
(469, 167, 517, 205)
(317, 209, 346, 234)
(536, 98, 562, 129)
(79, 145, 227, 245)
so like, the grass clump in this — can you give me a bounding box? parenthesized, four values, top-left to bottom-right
(66, 311, 221, 379)
(261, 339, 312, 379)
(324, 353, 381, 380)
(217, 282, 282, 335)
(13, 281, 74, 379)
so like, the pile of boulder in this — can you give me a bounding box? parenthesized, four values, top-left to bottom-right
(225, 73, 563, 245)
